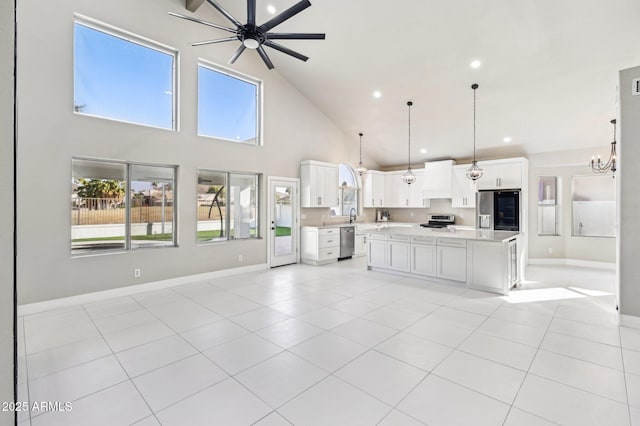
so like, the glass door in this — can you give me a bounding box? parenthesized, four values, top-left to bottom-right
(268, 177, 299, 267)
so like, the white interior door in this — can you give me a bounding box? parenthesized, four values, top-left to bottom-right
(268, 177, 299, 268)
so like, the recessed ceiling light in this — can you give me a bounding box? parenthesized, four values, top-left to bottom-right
(470, 60, 482, 69)
(267, 5, 276, 14)
(420, 148, 427, 154)
(503, 136, 512, 143)
(373, 91, 382, 99)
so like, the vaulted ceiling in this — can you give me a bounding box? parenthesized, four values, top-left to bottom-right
(183, 0, 640, 167)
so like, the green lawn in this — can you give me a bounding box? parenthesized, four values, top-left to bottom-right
(72, 226, 290, 243)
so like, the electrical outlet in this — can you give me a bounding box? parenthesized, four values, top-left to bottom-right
(301, 213, 306, 219)
(548, 247, 553, 254)
(410, 212, 414, 217)
(134, 268, 141, 278)
(238, 254, 243, 262)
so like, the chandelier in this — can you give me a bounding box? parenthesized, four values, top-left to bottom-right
(591, 119, 617, 174)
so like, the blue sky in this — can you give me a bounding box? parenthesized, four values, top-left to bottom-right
(198, 65, 257, 142)
(74, 23, 174, 129)
(74, 22, 258, 140)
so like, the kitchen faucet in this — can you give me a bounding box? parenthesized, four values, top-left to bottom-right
(349, 208, 356, 223)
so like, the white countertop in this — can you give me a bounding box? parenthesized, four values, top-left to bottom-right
(366, 226, 520, 243)
(302, 222, 419, 230)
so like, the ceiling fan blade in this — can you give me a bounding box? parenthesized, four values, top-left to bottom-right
(264, 41, 308, 62)
(205, 0, 243, 28)
(259, 0, 311, 32)
(266, 32, 325, 40)
(229, 44, 246, 64)
(256, 46, 275, 70)
(247, 0, 256, 26)
(192, 37, 238, 46)
(168, 12, 237, 34)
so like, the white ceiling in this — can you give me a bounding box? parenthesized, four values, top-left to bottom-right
(184, 0, 640, 167)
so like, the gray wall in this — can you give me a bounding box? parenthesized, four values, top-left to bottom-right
(16, 0, 349, 304)
(0, 0, 16, 424)
(527, 149, 616, 263)
(619, 66, 640, 318)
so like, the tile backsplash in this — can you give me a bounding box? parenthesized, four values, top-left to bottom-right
(300, 199, 475, 227)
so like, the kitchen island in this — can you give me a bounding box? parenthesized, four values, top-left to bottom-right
(366, 226, 522, 295)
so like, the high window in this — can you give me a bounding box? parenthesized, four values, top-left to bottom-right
(197, 170, 259, 243)
(331, 163, 359, 216)
(72, 158, 177, 254)
(198, 62, 261, 144)
(74, 17, 177, 130)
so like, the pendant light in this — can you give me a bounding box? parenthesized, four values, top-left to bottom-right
(354, 132, 368, 176)
(590, 119, 617, 174)
(466, 83, 484, 181)
(402, 101, 417, 185)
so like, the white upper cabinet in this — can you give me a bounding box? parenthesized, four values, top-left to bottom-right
(363, 170, 385, 208)
(300, 160, 339, 208)
(384, 169, 430, 208)
(451, 164, 478, 208)
(476, 158, 526, 190)
(423, 160, 456, 199)
(384, 171, 406, 207)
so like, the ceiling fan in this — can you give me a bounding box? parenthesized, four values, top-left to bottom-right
(169, 0, 325, 70)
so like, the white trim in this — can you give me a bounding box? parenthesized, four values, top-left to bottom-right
(620, 313, 640, 330)
(267, 176, 300, 268)
(18, 263, 267, 316)
(528, 257, 616, 270)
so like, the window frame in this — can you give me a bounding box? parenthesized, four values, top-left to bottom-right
(73, 14, 179, 131)
(197, 169, 261, 245)
(197, 60, 263, 145)
(570, 174, 616, 238)
(71, 157, 178, 256)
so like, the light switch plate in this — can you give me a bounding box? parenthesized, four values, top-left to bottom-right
(633, 78, 640, 96)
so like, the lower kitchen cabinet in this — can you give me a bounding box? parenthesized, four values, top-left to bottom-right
(367, 235, 388, 268)
(437, 244, 467, 282)
(353, 233, 367, 257)
(388, 237, 410, 272)
(368, 234, 466, 283)
(301, 227, 340, 265)
(410, 237, 437, 276)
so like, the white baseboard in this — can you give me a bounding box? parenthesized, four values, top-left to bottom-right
(528, 258, 616, 270)
(620, 313, 640, 330)
(18, 263, 269, 316)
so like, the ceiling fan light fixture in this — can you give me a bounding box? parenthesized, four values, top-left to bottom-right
(243, 37, 260, 49)
(466, 84, 484, 181)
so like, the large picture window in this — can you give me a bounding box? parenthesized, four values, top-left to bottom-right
(74, 17, 177, 130)
(571, 175, 615, 237)
(197, 170, 259, 244)
(198, 62, 261, 144)
(72, 158, 177, 254)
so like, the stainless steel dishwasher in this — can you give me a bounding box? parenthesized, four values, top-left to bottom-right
(339, 226, 355, 259)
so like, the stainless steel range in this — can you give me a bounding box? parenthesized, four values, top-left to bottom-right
(420, 214, 455, 228)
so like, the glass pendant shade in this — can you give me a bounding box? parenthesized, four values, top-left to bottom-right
(402, 167, 417, 184)
(466, 160, 483, 181)
(467, 84, 484, 181)
(355, 132, 367, 176)
(403, 101, 415, 185)
(591, 119, 617, 174)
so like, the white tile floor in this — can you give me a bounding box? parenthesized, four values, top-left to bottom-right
(16, 258, 640, 425)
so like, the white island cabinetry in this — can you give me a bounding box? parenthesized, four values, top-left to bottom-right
(366, 227, 521, 295)
(410, 236, 437, 276)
